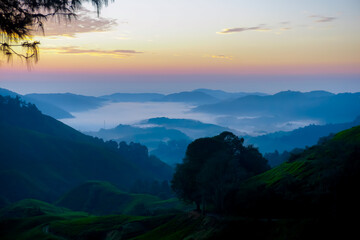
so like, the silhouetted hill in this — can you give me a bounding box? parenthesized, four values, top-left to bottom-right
(101, 93, 165, 102)
(86, 123, 191, 165)
(87, 124, 190, 149)
(86, 118, 240, 165)
(158, 91, 219, 104)
(0, 88, 73, 119)
(0, 96, 173, 203)
(194, 90, 360, 123)
(0, 88, 19, 98)
(193, 88, 267, 100)
(25, 93, 107, 112)
(143, 117, 240, 139)
(246, 116, 360, 153)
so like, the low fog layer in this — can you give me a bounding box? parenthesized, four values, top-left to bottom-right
(60, 101, 319, 135)
(61, 102, 218, 132)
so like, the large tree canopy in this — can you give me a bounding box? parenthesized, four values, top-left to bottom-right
(171, 132, 270, 214)
(0, 0, 111, 64)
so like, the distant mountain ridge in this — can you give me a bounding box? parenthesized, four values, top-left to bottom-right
(194, 90, 360, 124)
(101, 89, 268, 103)
(25, 93, 107, 112)
(101, 93, 165, 102)
(157, 91, 219, 104)
(193, 88, 268, 100)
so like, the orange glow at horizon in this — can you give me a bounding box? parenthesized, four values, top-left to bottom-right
(3, 48, 358, 76)
(1, 0, 359, 77)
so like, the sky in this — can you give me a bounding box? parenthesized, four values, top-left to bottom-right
(1, 0, 360, 94)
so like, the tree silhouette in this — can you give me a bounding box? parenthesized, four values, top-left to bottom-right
(172, 132, 270, 214)
(0, 0, 111, 65)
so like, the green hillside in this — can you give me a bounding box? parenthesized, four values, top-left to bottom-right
(253, 125, 360, 186)
(234, 125, 360, 219)
(1, 200, 350, 240)
(0, 199, 88, 220)
(0, 95, 173, 203)
(56, 181, 186, 216)
(0, 199, 190, 240)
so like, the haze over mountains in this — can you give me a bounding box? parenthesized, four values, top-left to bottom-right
(86, 117, 238, 166)
(0, 88, 269, 121)
(101, 93, 165, 102)
(4, 87, 359, 134)
(100, 89, 267, 104)
(2, 86, 360, 166)
(194, 90, 360, 124)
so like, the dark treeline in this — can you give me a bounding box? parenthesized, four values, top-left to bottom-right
(0, 95, 173, 203)
(0, 95, 40, 121)
(264, 148, 303, 167)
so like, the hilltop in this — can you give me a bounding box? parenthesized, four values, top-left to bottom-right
(25, 93, 107, 112)
(0, 88, 73, 119)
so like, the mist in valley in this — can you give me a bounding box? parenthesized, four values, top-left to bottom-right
(60, 98, 320, 135)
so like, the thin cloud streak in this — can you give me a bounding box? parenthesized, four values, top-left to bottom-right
(280, 21, 290, 25)
(309, 15, 337, 23)
(43, 46, 143, 57)
(206, 55, 233, 60)
(217, 25, 270, 34)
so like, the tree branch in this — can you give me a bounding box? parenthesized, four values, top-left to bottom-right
(0, 0, 112, 65)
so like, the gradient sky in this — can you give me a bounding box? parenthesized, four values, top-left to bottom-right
(1, 0, 360, 94)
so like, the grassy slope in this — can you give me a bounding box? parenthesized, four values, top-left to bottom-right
(251, 125, 360, 187)
(0, 202, 353, 240)
(0, 199, 179, 240)
(0, 199, 211, 240)
(56, 181, 189, 216)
